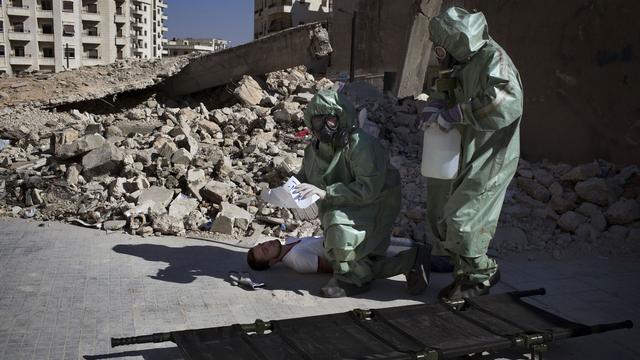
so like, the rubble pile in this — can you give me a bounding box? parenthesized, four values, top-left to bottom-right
(0, 65, 638, 257)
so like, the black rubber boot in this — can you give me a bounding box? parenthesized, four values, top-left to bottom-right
(405, 242, 432, 295)
(320, 278, 371, 298)
(438, 269, 501, 301)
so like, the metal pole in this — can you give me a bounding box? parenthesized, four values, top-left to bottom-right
(349, 11, 357, 83)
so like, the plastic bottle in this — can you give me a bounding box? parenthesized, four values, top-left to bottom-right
(420, 121, 461, 179)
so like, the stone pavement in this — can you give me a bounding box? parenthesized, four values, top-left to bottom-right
(0, 218, 638, 360)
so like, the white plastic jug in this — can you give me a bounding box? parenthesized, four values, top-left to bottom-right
(421, 122, 461, 179)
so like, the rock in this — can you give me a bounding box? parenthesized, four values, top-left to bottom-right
(177, 108, 198, 123)
(233, 75, 263, 106)
(198, 120, 221, 136)
(605, 199, 640, 225)
(548, 194, 576, 213)
(211, 202, 252, 234)
(260, 95, 278, 107)
(168, 195, 199, 220)
(66, 164, 83, 186)
(272, 101, 301, 122)
(103, 220, 127, 231)
(549, 182, 563, 197)
(186, 169, 207, 200)
(51, 129, 79, 155)
(576, 202, 608, 232)
(138, 186, 175, 208)
(126, 108, 146, 121)
(105, 125, 124, 138)
(56, 134, 106, 159)
(171, 148, 193, 165)
(152, 214, 185, 236)
(574, 223, 599, 243)
(175, 134, 199, 156)
(627, 228, 640, 242)
(557, 211, 586, 233)
(185, 210, 208, 231)
(517, 178, 551, 202)
(81, 144, 124, 176)
(533, 168, 555, 187)
(158, 140, 178, 158)
(561, 161, 601, 182)
(293, 92, 315, 104)
(492, 226, 528, 252)
(201, 180, 232, 204)
(575, 178, 610, 206)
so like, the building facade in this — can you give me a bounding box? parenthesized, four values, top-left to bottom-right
(165, 37, 228, 57)
(0, 0, 167, 75)
(254, 0, 331, 39)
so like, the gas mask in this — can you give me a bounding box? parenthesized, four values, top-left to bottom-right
(311, 114, 340, 144)
(434, 45, 455, 70)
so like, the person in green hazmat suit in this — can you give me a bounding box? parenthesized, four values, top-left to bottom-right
(419, 7, 523, 300)
(295, 89, 431, 298)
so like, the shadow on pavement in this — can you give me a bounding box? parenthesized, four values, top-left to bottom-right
(112, 243, 438, 302)
(113, 244, 248, 284)
(84, 346, 182, 360)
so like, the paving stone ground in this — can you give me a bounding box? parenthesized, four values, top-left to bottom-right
(0, 218, 638, 360)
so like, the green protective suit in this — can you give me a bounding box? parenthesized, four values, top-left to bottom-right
(298, 90, 416, 287)
(427, 7, 523, 282)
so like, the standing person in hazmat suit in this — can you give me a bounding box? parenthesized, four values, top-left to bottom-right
(295, 89, 431, 298)
(419, 7, 524, 300)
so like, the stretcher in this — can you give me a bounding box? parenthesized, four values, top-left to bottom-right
(111, 289, 633, 359)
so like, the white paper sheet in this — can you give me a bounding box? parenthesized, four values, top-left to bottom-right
(260, 176, 320, 209)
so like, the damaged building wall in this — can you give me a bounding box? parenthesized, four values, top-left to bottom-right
(442, 0, 640, 164)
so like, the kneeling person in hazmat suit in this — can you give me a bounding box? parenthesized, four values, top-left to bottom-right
(419, 7, 524, 300)
(295, 89, 431, 298)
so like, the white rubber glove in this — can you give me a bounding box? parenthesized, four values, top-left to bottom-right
(295, 183, 326, 200)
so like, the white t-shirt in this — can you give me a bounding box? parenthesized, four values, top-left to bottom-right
(279, 236, 413, 273)
(281, 236, 325, 273)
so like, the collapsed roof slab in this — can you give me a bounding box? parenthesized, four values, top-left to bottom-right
(161, 22, 333, 97)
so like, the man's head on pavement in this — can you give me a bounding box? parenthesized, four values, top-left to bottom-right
(429, 7, 489, 65)
(247, 240, 282, 271)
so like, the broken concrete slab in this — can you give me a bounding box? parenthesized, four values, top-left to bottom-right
(233, 76, 264, 106)
(168, 195, 199, 220)
(162, 23, 332, 96)
(211, 202, 253, 235)
(201, 180, 232, 204)
(81, 144, 124, 176)
(137, 186, 175, 209)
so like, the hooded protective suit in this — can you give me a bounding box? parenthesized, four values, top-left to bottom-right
(427, 7, 523, 282)
(299, 90, 415, 287)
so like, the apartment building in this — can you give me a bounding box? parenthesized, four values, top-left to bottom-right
(254, 0, 331, 39)
(0, 0, 167, 75)
(165, 38, 228, 57)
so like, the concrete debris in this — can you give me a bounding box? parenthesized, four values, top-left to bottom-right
(0, 66, 637, 258)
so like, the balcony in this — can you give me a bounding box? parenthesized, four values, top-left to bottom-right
(161, 26, 168, 32)
(82, 56, 102, 67)
(115, 36, 126, 46)
(157, 1, 167, 8)
(7, 4, 31, 17)
(81, 10, 101, 22)
(38, 56, 55, 66)
(115, 14, 127, 23)
(161, 14, 167, 21)
(37, 31, 55, 42)
(8, 29, 32, 41)
(132, 7, 145, 16)
(36, 6, 54, 17)
(10, 54, 33, 66)
(82, 35, 101, 44)
(131, 21, 144, 29)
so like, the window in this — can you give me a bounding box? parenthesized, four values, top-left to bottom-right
(85, 26, 98, 36)
(63, 24, 75, 37)
(63, 1, 74, 12)
(41, 23, 53, 34)
(12, 22, 25, 32)
(0, 45, 4, 56)
(0, 21, 3, 33)
(14, 46, 25, 57)
(42, 47, 54, 57)
(64, 46, 75, 58)
(41, 0, 53, 10)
